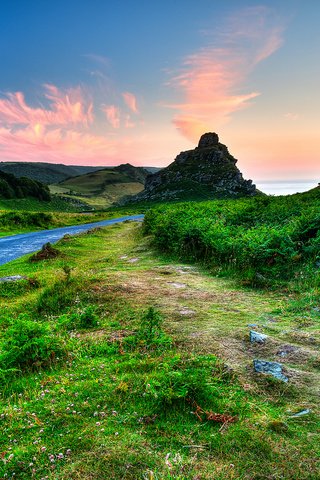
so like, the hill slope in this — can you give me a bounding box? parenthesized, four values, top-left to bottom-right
(0, 162, 102, 184)
(53, 163, 149, 208)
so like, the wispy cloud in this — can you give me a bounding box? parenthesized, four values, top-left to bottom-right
(103, 105, 120, 128)
(83, 53, 110, 68)
(0, 84, 93, 128)
(122, 92, 139, 113)
(284, 112, 299, 121)
(166, 6, 285, 141)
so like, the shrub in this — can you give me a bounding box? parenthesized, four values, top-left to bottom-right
(143, 354, 232, 409)
(137, 307, 163, 344)
(78, 305, 99, 328)
(124, 307, 172, 351)
(57, 306, 99, 331)
(144, 192, 320, 287)
(0, 316, 64, 373)
(0, 211, 53, 228)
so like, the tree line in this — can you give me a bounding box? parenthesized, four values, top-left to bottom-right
(0, 171, 51, 201)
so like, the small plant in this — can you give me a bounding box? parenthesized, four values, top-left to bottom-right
(138, 307, 163, 343)
(57, 305, 99, 330)
(61, 264, 74, 282)
(143, 354, 230, 409)
(78, 305, 99, 328)
(122, 307, 172, 352)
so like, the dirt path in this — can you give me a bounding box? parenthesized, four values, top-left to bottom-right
(94, 223, 319, 407)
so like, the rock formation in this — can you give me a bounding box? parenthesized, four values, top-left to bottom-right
(128, 132, 257, 202)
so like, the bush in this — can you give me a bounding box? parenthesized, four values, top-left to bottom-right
(57, 306, 100, 331)
(124, 307, 172, 351)
(143, 354, 232, 409)
(0, 316, 64, 372)
(144, 191, 320, 287)
(0, 171, 51, 200)
(137, 307, 163, 344)
(0, 211, 53, 228)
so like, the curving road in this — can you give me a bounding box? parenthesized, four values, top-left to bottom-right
(0, 214, 144, 266)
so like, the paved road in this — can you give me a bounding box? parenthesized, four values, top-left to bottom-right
(0, 214, 144, 266)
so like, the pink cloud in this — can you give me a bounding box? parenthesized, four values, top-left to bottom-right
(167, 7, 284, 141)
(0, 125, 114, 163)
(103, 105, 120, 128)
(0, 82, 145, 164)
(124, 114, 135, 129)
(122, 91, 139, 113)
(0, 123, 182, 167)
(0, 84, 93, 128)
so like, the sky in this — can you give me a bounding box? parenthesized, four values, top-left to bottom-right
(0, 0, 319, 182)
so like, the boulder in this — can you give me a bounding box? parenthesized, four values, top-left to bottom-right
(253, 359, 288, 382)
(250, 330, 268, 344)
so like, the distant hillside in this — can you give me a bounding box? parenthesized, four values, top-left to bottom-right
(143, 167, 162, 174)
(52, 163, 149, 208)
(0, 162, 101, 184)
(0, 170, 51, 201)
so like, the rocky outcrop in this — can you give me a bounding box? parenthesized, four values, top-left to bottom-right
(127, 133, 258, 203)
(113, 163, 149, 184)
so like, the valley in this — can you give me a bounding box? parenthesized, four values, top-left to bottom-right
(0, 134, 319, 479)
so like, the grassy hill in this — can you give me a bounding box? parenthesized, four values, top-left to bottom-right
(52, 163, 149, 209)
(0, 162, 102, 184)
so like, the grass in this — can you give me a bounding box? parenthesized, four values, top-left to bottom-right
(50, 167, 146, 209)
(0, 203, 146, 237)
(0, 221, 318, 479)
(0, 197, 86, 213)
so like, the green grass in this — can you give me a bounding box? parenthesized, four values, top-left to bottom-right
(0, 202, 146, 237)
(0, 222, 318, 479)
(51, 166, 146, 209)
(0, 196, 85, 213)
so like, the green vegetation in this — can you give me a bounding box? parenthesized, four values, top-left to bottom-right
(0, 162, 101, 184)
(144, 188, 320, 289)
(0, 196, 88, 213)
(0, 200, 146, 237)
(0, 220, 318, 479)
(0, 208, 125, 237)
(52, 163, 148, 209)
(0, 171, 50, 201)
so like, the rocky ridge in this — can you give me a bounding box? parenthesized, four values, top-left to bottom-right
(128, 132, 257, 202)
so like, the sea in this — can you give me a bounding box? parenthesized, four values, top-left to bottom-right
(255, 180, 318, 196)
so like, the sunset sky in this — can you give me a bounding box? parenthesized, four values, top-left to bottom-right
(0, 0, 319, 181)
